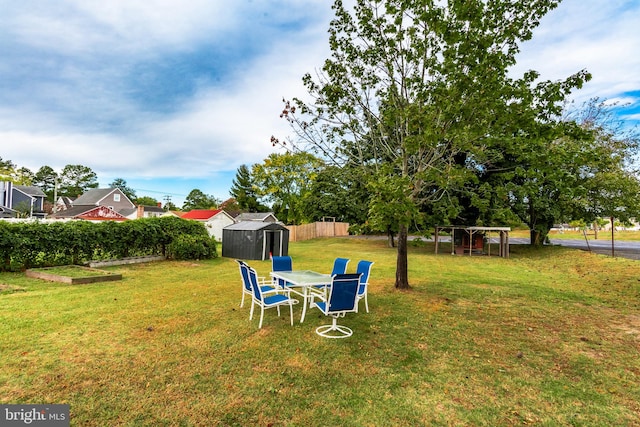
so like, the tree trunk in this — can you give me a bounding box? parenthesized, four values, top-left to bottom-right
(387, 227, 395, 248)
(530, 228, 540, 246)
(395, 224, 410, 289)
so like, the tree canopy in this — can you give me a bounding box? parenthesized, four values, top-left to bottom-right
(251, 152, 324, 225)
(56, 165, 99, 198)
(275, 0, 591, 288)
(182, 189, 220, 211)
(230, 164, 269, 213)
(109, 178, 137, 202)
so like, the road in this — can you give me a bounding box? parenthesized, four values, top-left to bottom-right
(428, 235, 640, 260)
(546, 237, 640, 260)
(351, 234, 640, 260)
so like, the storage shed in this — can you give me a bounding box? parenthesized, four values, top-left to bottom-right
(222, 221, 289, 260)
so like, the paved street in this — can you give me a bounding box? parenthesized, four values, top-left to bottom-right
(547, 237, 640, 260)
(351, 234, 640, 260)
(418, 235, 640, 261)
(494, 236, 640, 260)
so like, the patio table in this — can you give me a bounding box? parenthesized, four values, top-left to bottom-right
(270, 270, 332, 323)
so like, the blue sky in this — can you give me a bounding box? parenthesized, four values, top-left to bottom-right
(1, 0, 638, 207)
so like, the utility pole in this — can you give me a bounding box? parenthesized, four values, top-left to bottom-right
(52, 178, 58, 213)
(163, 195, 172, 210)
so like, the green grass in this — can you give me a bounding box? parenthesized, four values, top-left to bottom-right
(27, 265, 116, 278)
(1, 238, 640, 426)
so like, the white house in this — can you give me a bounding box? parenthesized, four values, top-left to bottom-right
(181, 209, 235, 241)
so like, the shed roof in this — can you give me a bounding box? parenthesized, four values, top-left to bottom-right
(235, 212, 278, 222)
(224, 221, 287, 231)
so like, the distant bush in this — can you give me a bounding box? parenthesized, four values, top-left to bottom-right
(0, 216, 217, 271)
(167, 234, 217, 261)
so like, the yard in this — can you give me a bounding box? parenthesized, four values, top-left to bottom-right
(1, 238, 639, 426)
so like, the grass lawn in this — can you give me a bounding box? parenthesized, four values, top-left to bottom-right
(525, 229, 640, 242)
(1, 238, 639, 426)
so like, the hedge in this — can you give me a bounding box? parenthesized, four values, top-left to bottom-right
(0, 216, 217, 271)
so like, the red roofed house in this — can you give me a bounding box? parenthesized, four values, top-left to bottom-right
(181, 209, 235, 241)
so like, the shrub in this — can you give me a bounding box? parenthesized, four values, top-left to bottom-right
(0, 217, 218, 271)
(166, 234, 217, 260)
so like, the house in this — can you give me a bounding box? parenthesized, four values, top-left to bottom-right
(132, 202, 164, 219)
(53, 196, 75, 213)
(122, 203, 165, 220)
(72, 188, 135, 213)
(0, 181, 47, 218)
(48, 205, 128, 221)
(234, 212, 278, 223)
(49, 188, 135, 221)
(161, 210, 186, 218)
(181, 209, 235, 241)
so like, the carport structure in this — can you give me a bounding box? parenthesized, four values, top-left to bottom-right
(435, 226, 511, 258)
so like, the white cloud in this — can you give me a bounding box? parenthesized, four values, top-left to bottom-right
(1, 0, 637, 203)
(0, 0, 333, 182)
(514, 0, 640, 103)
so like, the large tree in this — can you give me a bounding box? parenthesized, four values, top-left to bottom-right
(572, 99, 640, 229)
(251, 152, 323, 225)
(0, 157, 16, 179)
(58, 164, 99, 198)
(470, 98, 640, 246)
(229, 164, 269, 213)
(300, 165, 369, 225)
(182, 189, 219, 211)
(275, 0, 589, 288)
(109, 178, 137, 202)
(33, 166, 59, 201)
(136, 196, 160, 207)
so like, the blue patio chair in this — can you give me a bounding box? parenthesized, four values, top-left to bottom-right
(236, 260, 275, 312)
(271, 255, 293, 289)
(312, 273, 361, 338)
(355, 260, 374, 313)
(331, 257, 350, 275)
(309, 257, 351, 302)
(247, 264, 298, 329)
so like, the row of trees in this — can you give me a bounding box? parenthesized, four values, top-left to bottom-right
(0, 159, 223, 212)
(252, 0, 640, 289)
(0, 161, 100, 201)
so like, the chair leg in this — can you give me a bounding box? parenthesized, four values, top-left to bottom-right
(258, 306, 265, 329)
(249, 300, 255, 320)
(364, 293, 369, 313)
(316, 317, 353, 338)
(289, 302, 294, 325)
(240, 291, 245, 308)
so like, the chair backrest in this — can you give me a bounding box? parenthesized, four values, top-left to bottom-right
(271, 256, 292, 272)
(356, 260, 373, 283)
(331, 257, 350, 275)
(326, 273, 361, 314)
(236, 260, 251, 292)
(246, 265, 264, 302)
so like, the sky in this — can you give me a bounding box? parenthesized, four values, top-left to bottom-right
(1, 0, 638, 208)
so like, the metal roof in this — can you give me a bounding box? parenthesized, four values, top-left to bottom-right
(224, 221, 287, 231)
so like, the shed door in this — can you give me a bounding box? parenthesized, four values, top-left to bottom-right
(262, 230, 284, 260)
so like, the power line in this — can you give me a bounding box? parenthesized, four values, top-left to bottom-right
(131, 188, 188, 197)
